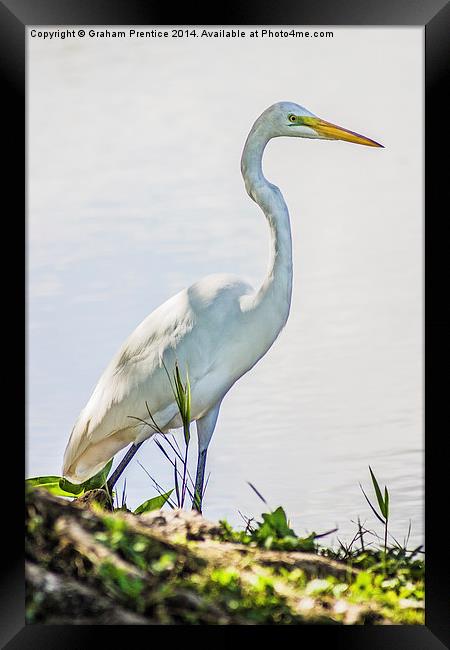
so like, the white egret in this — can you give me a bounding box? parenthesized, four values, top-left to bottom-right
(62, 101, 382, 510)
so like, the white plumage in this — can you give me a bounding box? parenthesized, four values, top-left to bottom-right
(63, 101, 381, 507)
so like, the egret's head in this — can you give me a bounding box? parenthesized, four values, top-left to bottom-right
(260, 101, 383, 147)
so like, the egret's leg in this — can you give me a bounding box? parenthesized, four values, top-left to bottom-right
(193, 448, 208, 512)
(192, 401, 222, 512)
(107, 441, 144, 493)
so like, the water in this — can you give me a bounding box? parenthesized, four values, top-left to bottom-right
(28, 27, 423, 547)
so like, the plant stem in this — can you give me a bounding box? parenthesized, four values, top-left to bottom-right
(180, 434, 189, 508)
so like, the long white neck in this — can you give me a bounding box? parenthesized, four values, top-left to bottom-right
(240, 119, 293, 333)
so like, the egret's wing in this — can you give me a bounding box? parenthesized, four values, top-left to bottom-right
(63, 288, 195, 476)
(62, 274, 254, 482)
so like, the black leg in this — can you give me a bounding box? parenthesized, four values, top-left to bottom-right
(106, 441, 144, 493)
(192, 448, 207, 512)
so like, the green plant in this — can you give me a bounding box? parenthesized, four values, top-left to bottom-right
(26, 458, 114, 498)
(133, 490, 173, 515)
(133, 360, 198, 510)
(220, 505, 326, 553)
(360, 466, 390, 558)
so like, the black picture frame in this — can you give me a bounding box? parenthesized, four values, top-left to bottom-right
(2, 0, 449, 647)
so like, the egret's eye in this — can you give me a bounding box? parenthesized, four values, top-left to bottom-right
(288, 114, 297, 123)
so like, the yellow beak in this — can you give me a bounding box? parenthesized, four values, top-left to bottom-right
(302, 116, 383, 147)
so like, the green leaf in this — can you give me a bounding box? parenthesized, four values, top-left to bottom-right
(26, 459, 114, 498)
(269, 507, 294, 537)
(27, 475, 63, 487)
(369, 466, 387, 519)
(184, 369, 191, 444)
(80, 458, 114, 491)
(384, 486, 389, 520)
(47, 483, 84, 497)
(134, 490, 173, 515)
(172, 362, 191, 445)
(255, 507, 296, 541)
(26, 476, 82, 497)
(58, 477, 84, 495)
(360, 483, 385, 524)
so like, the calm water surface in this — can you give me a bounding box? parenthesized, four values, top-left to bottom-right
(28, 29, 423, 547)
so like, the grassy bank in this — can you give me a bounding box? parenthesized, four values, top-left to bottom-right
(25, 487, 424, 625)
